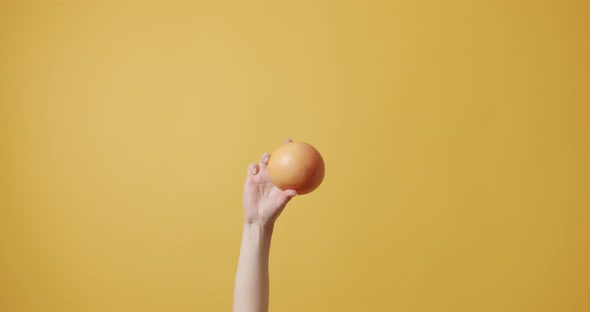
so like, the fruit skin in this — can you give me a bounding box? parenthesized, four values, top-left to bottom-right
(267, 142, 325, 195)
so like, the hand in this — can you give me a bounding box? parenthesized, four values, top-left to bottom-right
(243, 138, 297, 226)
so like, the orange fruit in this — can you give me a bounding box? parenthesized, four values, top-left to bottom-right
(268, 142, 325, 195)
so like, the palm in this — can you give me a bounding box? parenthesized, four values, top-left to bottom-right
(243, 168, 283, 222)
(243, 140, 297, 224)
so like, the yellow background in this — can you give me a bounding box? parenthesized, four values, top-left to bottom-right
(1, 1, 589, 311)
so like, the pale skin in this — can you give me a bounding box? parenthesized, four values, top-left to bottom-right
(233, 138, 297, 312)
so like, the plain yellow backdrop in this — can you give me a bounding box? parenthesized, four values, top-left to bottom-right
(1, 1, 589, 311)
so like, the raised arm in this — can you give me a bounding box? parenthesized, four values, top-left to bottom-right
(233, 139, 297, 312)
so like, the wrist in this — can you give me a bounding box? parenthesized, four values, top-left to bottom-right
(241, 221, 274, 253)
(244, 219, 275, 234)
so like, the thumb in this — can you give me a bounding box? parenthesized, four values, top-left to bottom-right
(276, 189, 297, 209)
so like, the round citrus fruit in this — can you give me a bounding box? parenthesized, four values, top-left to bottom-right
(268, 141, 325, 195)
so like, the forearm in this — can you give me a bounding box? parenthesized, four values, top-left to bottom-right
(233, 222, 274, 312)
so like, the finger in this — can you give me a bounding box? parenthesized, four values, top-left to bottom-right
(275, 189, 297, 209)
(248, 162, 260, 175)
(260, 152, 271, 167)
(283, 138, 293, 144)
